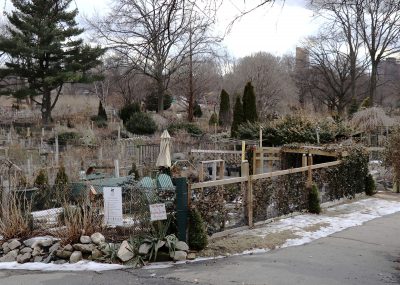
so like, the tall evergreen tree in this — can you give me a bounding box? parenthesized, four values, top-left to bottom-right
(0, 0, 104, 125)
(218, 89, 230, 127)
(231, 95, 244, 138)
(242, 82, 258, 123)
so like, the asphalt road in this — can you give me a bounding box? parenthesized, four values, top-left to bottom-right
(1, 211, 400, 285)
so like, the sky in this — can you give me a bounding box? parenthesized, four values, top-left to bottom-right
(1, 0, 320, 58)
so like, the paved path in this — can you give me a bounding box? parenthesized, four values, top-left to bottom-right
(1, 208, 400, 285)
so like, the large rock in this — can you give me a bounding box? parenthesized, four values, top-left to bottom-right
(175, 241, 189, 252)
(55, 250, 72, 259)
(24, 237, 54, 248)
(2, 242, 10, 254)
(32, 247, 42, 257)
(43, 251, 55, 264)
(0, 249, 19, 262)
(33, 256, 43, 262)
(91, 249, 103, 260)
(73, 243, 95, 253)
(63, 244, 73, 252)
(187, 252, 196, 260)
(90, 233, 105, 245)
(117, 241, 134, 262)
(17, 252, 32, 263)
(20, 247, 33, 254)
(8, 239, 21, 250)
(99, 242, 111, 255)
(172, 250, 187, 261)
(80, 236, 92, 244)
(69, 251, 83, 263)
(138, 243, 152, 256)
(49, 242, 60, 253)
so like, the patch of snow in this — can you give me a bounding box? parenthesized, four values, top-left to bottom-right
(0, 261, 126, 271)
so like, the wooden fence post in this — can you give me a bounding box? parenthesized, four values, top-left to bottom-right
(307, 154, 313, 187)
(241, 161, 253, 227)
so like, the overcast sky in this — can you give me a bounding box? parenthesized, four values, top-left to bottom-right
(2, 0, 320, 58)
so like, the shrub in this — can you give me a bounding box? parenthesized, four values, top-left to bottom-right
(0, 194, 33, 240)
(128, 162, 140, 180)
(55, 165, 69, 202)
(119, 102, 141, 124)
(32, 169, 52, 211)
(384, 128, 400, 193)
(242, 82, 258, 123)
(125, 112, 157, 135)
(308, 184, 321, 214)
(218, 89, 230, 127)
(145, 92, 173, 112)
(193, 102, 202, 118)
(48, 132, 81, 146)
(231, 95, 244, 137)
(365, 174, 376, 196)
(209, 113, 218, 126)
(188, 208, 208, 250)
(168, 122, 203, 136)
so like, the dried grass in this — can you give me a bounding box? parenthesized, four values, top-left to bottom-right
(351, 107, 396, 132)
(0, 193, 33, 240)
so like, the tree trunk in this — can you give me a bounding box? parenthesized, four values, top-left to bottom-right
(41, 89, 52, 125)
(157, 79, 164, 114)
(369, 62, 378, 104)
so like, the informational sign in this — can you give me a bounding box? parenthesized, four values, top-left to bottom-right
(103, 187, 123, 226)
(149, 203, 167, 221)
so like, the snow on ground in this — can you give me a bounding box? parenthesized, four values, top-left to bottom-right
(1, 196, 399, 272)
(235, 197, 400, 251)
(0, 260, 126, 271)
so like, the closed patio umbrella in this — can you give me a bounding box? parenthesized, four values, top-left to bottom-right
(156, 130, 172, 168)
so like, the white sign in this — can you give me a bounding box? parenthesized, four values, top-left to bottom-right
(103, 187, 123, 226)
(149, 203, 167, 221)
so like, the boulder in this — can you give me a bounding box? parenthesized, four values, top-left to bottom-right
(43, 251, 55, 264)
(138, 243, 152, 256)
(49, 243, 60, 253)
(33, 256, 43, 262)
(69, 251, 83, 263)
(73, 243, 95, 253)
(8, 239, 22, 250)
(90, 233, 105, 245)
(99, 242, 111, 255)
(32, 247, 42, 257)
(63, 244, 73, 252)
(91, 249, 103, 260)
(0, 249, 19, 262)
(117, 241, 134, 262)
(2, 242, 10, 254)
(187, 252, 196, 260)
(17, 252, 32, 263)
(80, 236, 92, 244)
(20, 247, 33, 254)
(172, 250, 187, 261)
(175, 241, 189, 252)
(24, 236, 55, 248)
(55, 250, 72, 259)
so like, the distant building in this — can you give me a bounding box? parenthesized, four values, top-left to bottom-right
(378, 57, 400, 82)
(295, 47, 310, 72)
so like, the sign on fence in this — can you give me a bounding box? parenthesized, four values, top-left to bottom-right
(103, 187, 123, 226)
(149, 203, 167, 221)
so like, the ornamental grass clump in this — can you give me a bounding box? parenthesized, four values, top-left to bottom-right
(308, 184, 321, 214)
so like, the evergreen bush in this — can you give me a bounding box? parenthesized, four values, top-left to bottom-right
(365, 174, 376, 196)
(118, 102, 141, 124)
(193, 102, 203, 118)
(97, 101, 108, 121)
(125, 112, 157, 135)
(168, 122, 203, 136)
(145, 92, 172, 112)
(308, 184, 321, 214)
(188, 208, 208, 250)
(208, 113, 218, 126)
(128, 162, 140, 180)
(218, 89, 230, 127)
(242, 82, 258, 123)
(32, 169, 51, 211)
(231, 95, 244, 137)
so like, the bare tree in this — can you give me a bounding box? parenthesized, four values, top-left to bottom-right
(303, 31, 367, 116)
(223, 52, 298, 118)
(89, 0, 221, 114)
